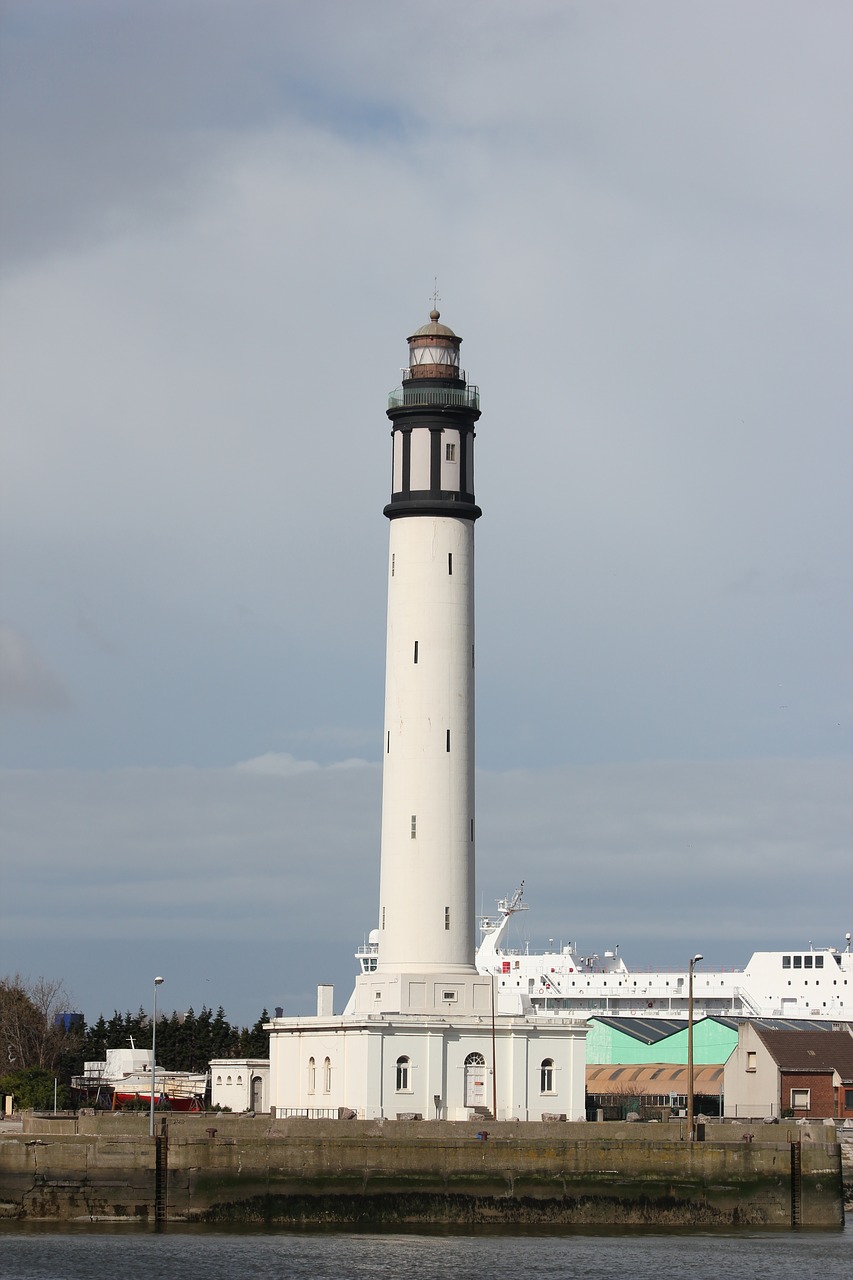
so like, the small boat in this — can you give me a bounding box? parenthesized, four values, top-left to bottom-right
(72, 1043, 207, 1112)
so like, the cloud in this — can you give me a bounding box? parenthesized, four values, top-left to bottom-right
(235, 752, 320, 778)
(0, 2, 850, 1020)
(1, 754, 849, 1023)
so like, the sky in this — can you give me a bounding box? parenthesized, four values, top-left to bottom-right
(1, 0, 851, 1030)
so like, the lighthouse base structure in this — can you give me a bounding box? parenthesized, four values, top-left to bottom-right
(267, 1002, 586, 1122)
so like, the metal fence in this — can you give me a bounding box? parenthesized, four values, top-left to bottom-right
(387, 385, 480, 411)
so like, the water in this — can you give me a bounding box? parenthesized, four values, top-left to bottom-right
(0, 1225, 850, 1280)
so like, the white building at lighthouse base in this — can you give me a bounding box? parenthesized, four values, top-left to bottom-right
(266, 977, 587, 1121)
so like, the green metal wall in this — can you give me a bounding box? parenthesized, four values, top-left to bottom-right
(585, 1018, 737, 1065)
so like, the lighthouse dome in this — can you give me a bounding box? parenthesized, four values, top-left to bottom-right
(408, 310, 458, 341)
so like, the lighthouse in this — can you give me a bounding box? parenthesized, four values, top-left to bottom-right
(266, 309, 587, 1121)
(377, 309, 481, 977)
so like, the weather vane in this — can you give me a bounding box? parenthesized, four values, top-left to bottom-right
(430, 279, 441, 312)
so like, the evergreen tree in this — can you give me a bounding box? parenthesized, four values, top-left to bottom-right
(179, 1008, 197, 1072)
(243, 1010, 270, 1059)
(194, 1006, 213, 1072)
(155, 1011, 181, 1070)
(82, 1014, 108, 1064)
(211, 1006, 235, 1059)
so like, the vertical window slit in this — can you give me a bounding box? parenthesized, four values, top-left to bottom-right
(444, 907, 451, 930)
(391, 553, 395, 577)
(448, 553, 453, 575)
(410, 815, 417, 839)
(386, 730, 390, 754)
(470, 818, 474, 841)
(446, 729, 451, 752)
(413, 640, 419, 664)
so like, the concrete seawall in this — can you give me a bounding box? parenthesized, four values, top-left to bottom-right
(0, 1115, 843, 1227)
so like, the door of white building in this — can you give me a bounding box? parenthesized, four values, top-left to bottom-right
(464, 1052, 487, 1107)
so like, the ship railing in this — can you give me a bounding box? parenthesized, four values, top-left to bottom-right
(71, 1072, 109, 1089)
(161, 1082, 206, 1098)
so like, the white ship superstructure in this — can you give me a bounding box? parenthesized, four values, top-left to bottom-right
(467, 886, 852, 1021)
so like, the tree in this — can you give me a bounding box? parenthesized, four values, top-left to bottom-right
(0, 975, 75, 1073)
(242, 1010, 270, 1059)
(0, 1067, 70, 1111)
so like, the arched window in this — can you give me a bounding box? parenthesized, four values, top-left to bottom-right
(464, 1052, 486, 1067)
(236, 1075, 243, 1086)
(308, 1056, 316, 1094)
(396, 1056, 410, 1091)
(540, 1058, 555, 1094)
(226, 1075, 232, 1086)
(215, 1075, 222, 1086)
(323, 1057, 332, 1093)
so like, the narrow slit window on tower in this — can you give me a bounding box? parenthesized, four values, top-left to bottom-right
(471, 644, 475, 668)
(413, 640, 419, 664)
(448, 552, 453, 575)
(411, 815, 417, 839)
(386, 730, 390, 754)
(391, 553, 395, 577)
(382, 907, 386, 929)
(444, 907, 451, 931)
(446, 729, 451, 752)
(445, 442, 456, 462)
(470, 818, 474, 841)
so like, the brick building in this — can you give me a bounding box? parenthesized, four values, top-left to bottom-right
(724, 1023, 853, 1119)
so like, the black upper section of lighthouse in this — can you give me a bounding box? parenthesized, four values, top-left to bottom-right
(385, 310, 482, 522)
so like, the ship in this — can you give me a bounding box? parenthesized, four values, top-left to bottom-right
(72, 1044, 207, 1112)
(356, 883, 852, 1022)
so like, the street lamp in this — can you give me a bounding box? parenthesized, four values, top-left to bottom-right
(149, 976, 164, 1137)
(687, 954, 703, 1139)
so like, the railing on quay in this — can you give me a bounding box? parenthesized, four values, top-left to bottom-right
(275, 1107, 346, 1120)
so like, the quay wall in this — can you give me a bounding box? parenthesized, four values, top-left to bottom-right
(1, 1116, 843, 1227)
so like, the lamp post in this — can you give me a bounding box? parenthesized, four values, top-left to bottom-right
(149, 976, 164, 1137)
(687, 954, 703, 1139)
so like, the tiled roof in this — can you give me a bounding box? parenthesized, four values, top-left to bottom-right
(754, 1028, 853, 1079)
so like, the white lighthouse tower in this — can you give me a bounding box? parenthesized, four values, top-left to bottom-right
(266, 310, 586, 1120)
(376, 309, 480, 980)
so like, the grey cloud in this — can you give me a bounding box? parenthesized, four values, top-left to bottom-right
(1, 756, 849, 1023)
(0, 3, 850, 1017)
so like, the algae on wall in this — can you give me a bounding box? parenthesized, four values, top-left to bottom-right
(2, 1118, 844, 1229)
